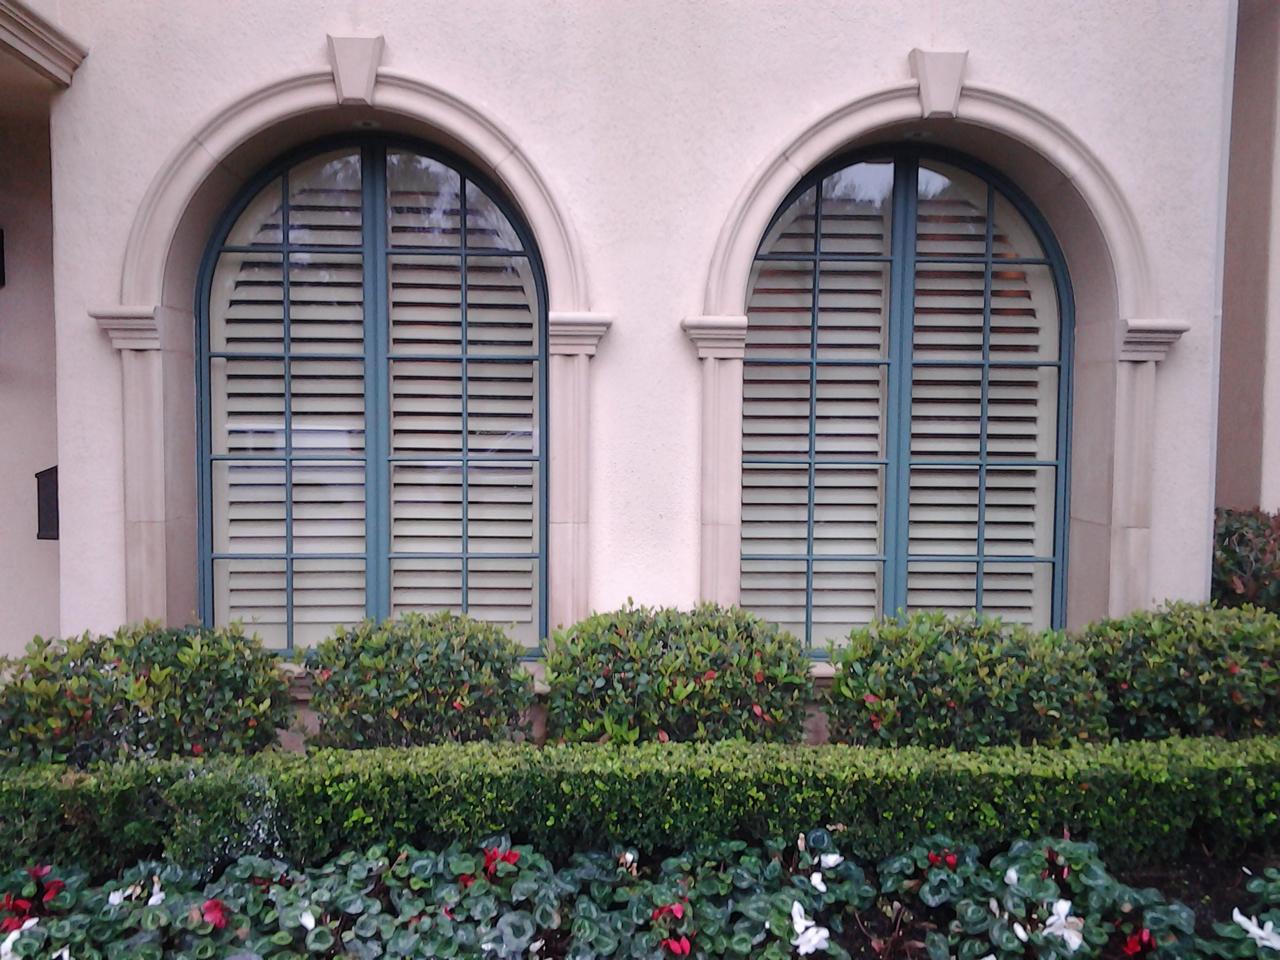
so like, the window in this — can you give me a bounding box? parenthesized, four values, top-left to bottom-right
(741, 149, 1071, 647)
(198, 138, 547, 650)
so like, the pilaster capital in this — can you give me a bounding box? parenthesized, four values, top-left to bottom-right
(548, 311, 612, 356)
(1120, 318, 1190, 362)
(92, 306, 161, 351)
(682, 315, 748, 359)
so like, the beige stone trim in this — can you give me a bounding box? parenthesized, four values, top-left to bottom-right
(91, 307, 167, 623)
(1119, 317, 1191, 362)
(547, 312, 612, 630)
(683, 316, 748, 604)
(0, 0, 85, 87)
(908, 49, 968, 119)
(327, 35, 384, 106)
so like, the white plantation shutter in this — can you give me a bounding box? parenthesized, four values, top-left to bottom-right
(742, 154, 1067, 645)
(205, 142, 545, 649)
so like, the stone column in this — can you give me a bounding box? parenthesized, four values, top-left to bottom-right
(92, 306, 168, 624)
(547, 311, 612, 630)
(682, 315, 749, 605)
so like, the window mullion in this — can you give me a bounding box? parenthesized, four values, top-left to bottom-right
(362, 143, 391, 621)
(975, 184, 995, 615)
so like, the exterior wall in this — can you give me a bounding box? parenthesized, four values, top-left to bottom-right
(1219, 0, 1280, 511)
(28, 0, 1237, 639)
(0, 86, 60, 652)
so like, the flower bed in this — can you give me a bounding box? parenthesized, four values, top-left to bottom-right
(4, 738, 1278, 876)
(1, 832, 1277, 959)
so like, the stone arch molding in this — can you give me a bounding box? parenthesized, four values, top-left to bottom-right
(94, 42, 611, 628)
(682, 59, 1189, 623)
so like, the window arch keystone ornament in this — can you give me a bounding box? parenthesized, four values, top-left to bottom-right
(706, 148, 1075, 648)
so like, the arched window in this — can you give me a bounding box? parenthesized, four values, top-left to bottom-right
(741, 149, 1072, 646)
(198, 138, 547, 649)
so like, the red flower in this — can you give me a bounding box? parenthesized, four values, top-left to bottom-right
(927, 851, 942, 867)
(201, 898, 229, 929)
(482, 847, 520, 877)
(459, 874, 476, 889)
(863, 693, 880, 705)
(752, 704, 764, 720)
(1119, 681, 1129, 690)
(754, 670, 765, 684)
(661, 936, 692, 956)
(657, 729, 670, 743)
(0, 917, 24, 934)
(947, 699, 957, 710)
(1122, 929, 1156, 956)
(652, 902, 685, 922)
(944, 852, 958, 870)
(1227, 662, 1241, 676)
(702, 669, 717, 683)
(191, 744, 204, 756)
(26, 866, 51, 881)
(42, 879, 65, 903)
(317, 668, 333, 683)
(870, 713, 882, 731)
(452, 699, 465, 712)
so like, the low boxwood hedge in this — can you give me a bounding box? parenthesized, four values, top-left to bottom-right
(3, 738, 1277, 877)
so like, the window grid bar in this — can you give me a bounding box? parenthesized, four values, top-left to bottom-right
(801, 182, 824, 648)
(458, 178, 471, 614)
(366, 143, 391, 621)
(219, 242, 530, 258)
(911, 358, 1062, 369)
(745, 357, 890, 368)
(210, 351, 544, 364)
(974, 182, 995, 614)
(280, 172, 296, 652)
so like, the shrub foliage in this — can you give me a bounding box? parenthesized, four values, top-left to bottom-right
(0, 623, 289, 766)
(545, 603, 813, 743)
(3, 738, 1277, 875)
(1213, 506, 1280, 613)
(302, 611, 533, 748)
(827, 611, 1108, 749)
(1077, 601, 1280, 741)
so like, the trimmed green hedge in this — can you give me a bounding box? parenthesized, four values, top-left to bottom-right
(4, 737, 1277, 877)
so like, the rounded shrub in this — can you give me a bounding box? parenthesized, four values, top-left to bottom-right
(827, 611, 1108, 749)
(1077, 600, 1280, 741)
(0, 622, 290, 766)
(544, 602, 813, 743)
(302, 611, 533, 747)
(1213, 507, 1280, 614)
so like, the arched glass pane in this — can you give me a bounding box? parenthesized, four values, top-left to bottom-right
(742, 151, 1068, 647)
(203, 141, 546, 650)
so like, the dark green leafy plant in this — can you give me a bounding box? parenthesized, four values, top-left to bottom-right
(1077, 601, 1280, 741)
(3, 737, 1278, 875)
(302, 611, 533, 748)
(827, 611, 1108, 749)
(545, 603, 812, 743)
(1214, 507, 1280, 613)
(0, 622, 289, 766)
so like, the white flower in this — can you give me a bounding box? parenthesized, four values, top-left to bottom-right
(1013, 922, 1029, 943)
(1004, 867, 1019, 886)
(1233, 909, 1280, 951)
(621, 852, 636, 868)
(793, 925, 831, 955)
(530, 940, 545, 954)
(819, 854, 844, 869)
(1043, 899, 1085, 953)
(791, 900, 815, 935)
(809, 871, 827, 893)
(299, 910, 316, 931)
(988, 898, 1001, 918)
(147, 875, 165, 907)
(108, 889, 125, 906)
(979, 955, 995, 960)
(53, 949, 72, 960)
(0, 919, 37, 960)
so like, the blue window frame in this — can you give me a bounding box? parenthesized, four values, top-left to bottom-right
(741, 147, 1073, 648)
(197, 137, 549, 650)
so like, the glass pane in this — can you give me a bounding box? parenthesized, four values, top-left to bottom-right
(819, 161, 894, 255)
(390, 462, 463, 553)
(288, 253, 364, 355)
(466, 182, 523, 250)
(466, 257, 537, 356)
(225, 177, 283, 246)
(758, 186, 816, 256)
(743, 363, 810, 457)
(290, 359, 365, 455)
(917, 162, 989, 257)
(812, 560, 882, 645)
(815, 364, 886, 458)
(292, 557, 366, 647)
(906, 561, 977, 616)
(387, 150, 461, 248)
(982, 562, 1052, 628)
(391, 557, 462, 616)
(909, 466, 979, 557)
(818, 261, 889, 359)
(209, 253, 283, 353)
(747, 260, 814, 360)
(740, 558, 807, 640)
(910, 364, 982, 459)
(983, 466, 1056, 557)
(813, 465, 883, 556)
(468, 557, 538, 645)
(288, 150, 362, 246)
(741, 462, 809, 557)
(467, 360, 537, 456)
(992, 189, 1046, 260)
(913, 262, 985, 360)
(388, 255, 462, 355)
(214, 558, 287, 649)
(291, 461, 366, 555)
(990, 264, 1059, 361)
(391, 360, 463, 456)
(212, 460, 285, 554)
(210, 358, 284, 456)
(466, 461, 538, 554)
(987, 365, 1058, 460)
